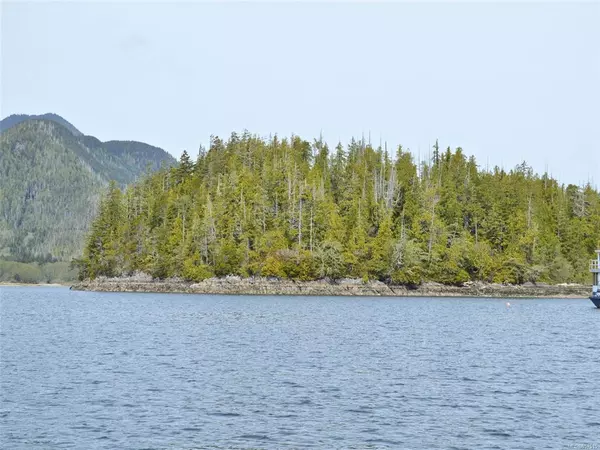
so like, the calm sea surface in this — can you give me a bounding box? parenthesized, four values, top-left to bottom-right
(1, 286, 599, 449)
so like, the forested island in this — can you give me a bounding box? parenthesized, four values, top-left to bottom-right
(72, 132, 600, 295)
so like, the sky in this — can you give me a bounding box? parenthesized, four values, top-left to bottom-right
(1, 1, 598, 186)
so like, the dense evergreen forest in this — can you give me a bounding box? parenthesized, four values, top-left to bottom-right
(78, 132, 600, 285)
(0, 115, 176, 282)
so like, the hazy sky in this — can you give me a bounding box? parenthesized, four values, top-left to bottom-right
(1, 1, 598, 186)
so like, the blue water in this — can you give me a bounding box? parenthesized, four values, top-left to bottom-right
(1, 286, 599, 449)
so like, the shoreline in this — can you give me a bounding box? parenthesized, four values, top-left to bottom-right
(71, 277, 589, 299)
(0, 282, 70, 287)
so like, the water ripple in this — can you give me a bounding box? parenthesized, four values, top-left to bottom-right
(1, 287, 599, 449)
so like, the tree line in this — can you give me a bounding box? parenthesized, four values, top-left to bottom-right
(76, 132, 600, 285)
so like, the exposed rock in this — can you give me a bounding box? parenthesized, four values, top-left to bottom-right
(71, 276, 589, 298)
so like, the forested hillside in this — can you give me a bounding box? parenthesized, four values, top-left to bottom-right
(0, 116, 176, 281)
(78, 132, 600, 285)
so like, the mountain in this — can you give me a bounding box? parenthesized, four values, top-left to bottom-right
(0, 115, 176, 272)
(0, 113, 83, 136)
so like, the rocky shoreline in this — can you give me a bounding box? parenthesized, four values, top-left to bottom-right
(71, 275, 589, 298)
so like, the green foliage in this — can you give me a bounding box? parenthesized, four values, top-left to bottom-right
(0, 261, 42, 283)
(183, 253, 213, 282)
(0, 260, 77, 283)
(316, 240, 344, 280)
(261, 255, 286, 278)
(78, 132, 600, 286)
(213, 239, 244, 277)
(277, 250, 316, 281)
(391, 239, 426, 286)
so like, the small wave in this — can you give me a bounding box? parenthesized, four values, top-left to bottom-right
(236, 434, 271, 441)
(365, 438, 402, 445)
(319, 386, 341, 392)
(484, 429, 511, 437)
(208, 412, 241, 417)
(346, 408, 373, 414)
(278, 429, 297, 436)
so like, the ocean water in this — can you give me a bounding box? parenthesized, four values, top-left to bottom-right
(1, 286, 599, 449)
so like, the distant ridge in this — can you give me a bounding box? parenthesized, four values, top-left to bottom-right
(0, 113, 176, 185)
(0, 113, 83, 136)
